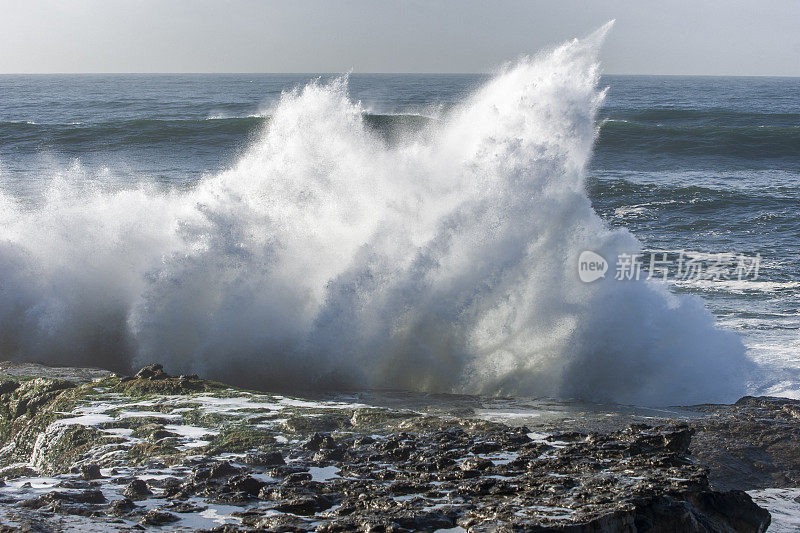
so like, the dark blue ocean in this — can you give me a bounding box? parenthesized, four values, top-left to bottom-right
(0, 73, 798, 400)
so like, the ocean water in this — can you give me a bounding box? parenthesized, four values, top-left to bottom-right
(0, 28, 797, 404)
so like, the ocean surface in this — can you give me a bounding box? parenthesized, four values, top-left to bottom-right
(1, 47, 798, 402)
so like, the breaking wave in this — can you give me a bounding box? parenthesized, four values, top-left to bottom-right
(0, 23, 751, 405)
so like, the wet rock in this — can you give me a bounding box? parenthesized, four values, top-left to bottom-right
(267, 464, 310, 479)
(314, 446, 346, 462)
(205, 427, 276, 454)
(209, 461, 240, 479)
(286, 414, 351, 433)
(625, 491, 771, 533)
(226, 474, 265, 496)
(0, 361, 112, 383)
(387, 481, 429, 495)
(243, 450, 285, 466)
(107, 498, 138, 516)
(499, 427, 533, 446)
(0, 361, 776, 533)
(393, 509, 455, 530)
(57, 478, 93, 489)
(304, 432, 337, 451)
(141, 509, 180, 526)
(33, 423, 114, 476)
(435, 456, 457, 470)
(735, 395, 800, 410)
(64, 489, 108, 504)
(131, 423, 179, 442)
(0, 380, 20, 395)
(627, 424, 694, 456)
(123, 479, 152, 499)
(548, 431, 587, 442)
(273, 496, 331, 516)
(146, 475, 183, 489)
(469, 441, 502, 454)
(0, 465, 39, 479)
(252, 514, 316, 531)
(460, 457, 493, 471)
(21, 489, 106, 509)
(116, 363, 214, 394)
(168, 500, 208, 513)
(8, 378, 76, 420)
(283, 472, 312, 483)
(349, 408, 418, 429)
(689, 396, 800, 489)
(203, 526, 243, 533)
(135, 363, 169, 380)
(79, 463, 102, 480)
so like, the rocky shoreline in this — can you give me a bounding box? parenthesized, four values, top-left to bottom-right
(0, 362, 795, 531)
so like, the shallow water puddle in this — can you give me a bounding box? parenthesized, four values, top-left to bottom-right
(308, 465, 340, 482)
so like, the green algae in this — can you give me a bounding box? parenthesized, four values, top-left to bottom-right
(204, 425, 277, 454)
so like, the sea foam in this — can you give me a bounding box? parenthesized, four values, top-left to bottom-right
(0, 23, 751, 405)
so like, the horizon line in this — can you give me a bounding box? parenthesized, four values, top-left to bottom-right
(1, 72, 799, 79)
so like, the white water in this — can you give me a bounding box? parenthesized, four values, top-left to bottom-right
(0, 24, 751, 405)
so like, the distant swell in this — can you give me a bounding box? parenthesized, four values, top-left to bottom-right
(598, 120, 800, 159)
(0, 23, 751, 406)
(7, 116, 797, 162)
(0, 114, 439, 153)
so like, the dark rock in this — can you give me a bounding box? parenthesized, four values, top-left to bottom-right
(314, 446, 346, 462)
(0, 380, 20, 395)
(629, 424, 694, 456)
(354, 435, 376, 446)
(734, 395, 799, 409)
(304, 432, 337, 451)
(393, 509, 454, 530)
(243, 450, 285, 466)
(123, 479, 152, 499)
(460, 457, 493, 471)
(253, 514, 316, 531)
(286, 414, 351, 433)
(0, 361, 778, 533)
(469, 441, 502, 454)
(209, 461, 240, 479)
(548, 431, 587, 442)
(435, 456, 457, 470)
(203, 526, 242, 533)
(226, 474, 265, 496)
(204, 427, 276, 454)
(57, 479, 93, 489)
(63, 489, 107, 504)
(131, 423, 179, 442)
(689, 395, 800, 490)
(624, 491, 771, 533)
(268, 464, 310, 478)
(79, 463, 102, 480)
(117, 366, 210, 394)
(168, 501, 208, 513)
(284, 472, 312, 483)
(107, 498, 138, 516)
(135, 363, 169, 380)
(21, 489, 106, 509)
(387, 481, 429, 495)
(141, 509, 180, 526)
(273, 496, 328, 516)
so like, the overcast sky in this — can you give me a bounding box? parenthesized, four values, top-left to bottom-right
(2, 0, 799, 75)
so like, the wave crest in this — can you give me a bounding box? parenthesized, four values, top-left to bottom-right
(0, 23, 750, 405)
